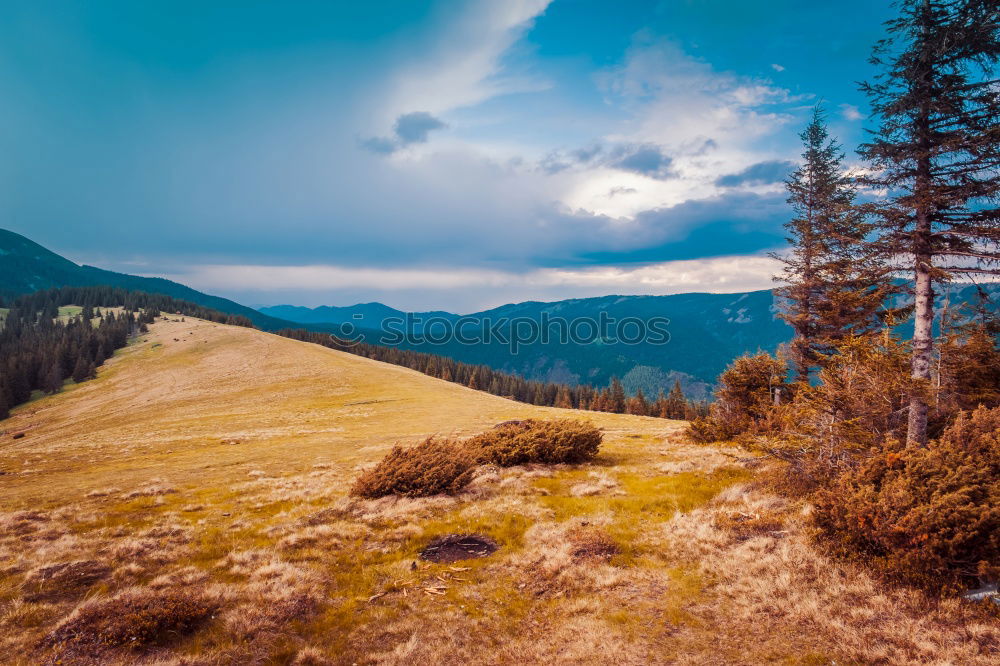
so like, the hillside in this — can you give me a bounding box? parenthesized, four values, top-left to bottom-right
(0, 317, 991, 665)
(0, 228, 291, 331)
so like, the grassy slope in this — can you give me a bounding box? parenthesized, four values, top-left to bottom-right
(0, 318, 994, 665)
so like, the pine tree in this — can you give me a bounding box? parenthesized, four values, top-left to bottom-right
(43, 359, 63, 394)
(775, 107, 893, 382)
(72, 355, 91, 383)
(627, 388, 649, 416)
(652, 389, 668, 418)
(555, 386, 574, 409)
(860, 0, 1000, 444)
(665, 380, 687, 419)
(607, 378, 626, 413)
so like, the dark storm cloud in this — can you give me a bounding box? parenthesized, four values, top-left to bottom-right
(571, 144, 602, 163)
(394, 112, 446, 144)
(610, 144, 674, 179)
(715, 160, 795, 187)
(362, 111, 448, 155)
(567, 190, 788, 264)
(360, 136, 398, 155)
(538, 143, 676, 179)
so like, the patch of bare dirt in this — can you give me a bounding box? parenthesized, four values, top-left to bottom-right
(418, 534, 498, 563)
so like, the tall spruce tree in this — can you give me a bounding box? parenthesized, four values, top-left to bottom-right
(859, 0, 1000, 444)
(775, 107, 893, 382)
(665, 380, 687, 419)
(608, 378, 626, 413)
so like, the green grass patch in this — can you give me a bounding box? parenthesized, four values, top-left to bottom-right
(417, 510, 533, 555)
(56, 305, 83, 320)
(70, 494, 179, 533)
(536, 467, 749, 524)
(536, 466, 750, 563)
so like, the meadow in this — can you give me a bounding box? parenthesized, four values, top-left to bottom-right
(0, 317, 995, 665)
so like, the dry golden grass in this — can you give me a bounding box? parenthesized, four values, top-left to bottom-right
(0, 316, 995, 665)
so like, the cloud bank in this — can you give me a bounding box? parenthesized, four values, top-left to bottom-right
(0, 0, 888, 309)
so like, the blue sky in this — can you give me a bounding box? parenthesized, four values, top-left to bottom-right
(1, 0, 896, 311)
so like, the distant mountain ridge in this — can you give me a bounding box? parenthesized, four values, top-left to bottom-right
(262, 282, 1000, 399)
(261, 302, 459, 332)
(0, 228, 291, 331)
(262, 291, 795, 399)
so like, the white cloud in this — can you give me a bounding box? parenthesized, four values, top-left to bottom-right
(771, 63, 785, 72)
(378, 0, 552, 122)
(840, 103, 864, 121)
(557, 38, 802, 218)
(156, 255, 783, 309)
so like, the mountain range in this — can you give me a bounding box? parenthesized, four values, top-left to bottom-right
(262, 292, 792, 399)
(4, 227, 998, 400)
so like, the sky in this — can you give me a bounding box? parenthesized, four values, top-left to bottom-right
(0, 0, 897, 312)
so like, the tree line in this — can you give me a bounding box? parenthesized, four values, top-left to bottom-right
(0, 286, 254, 419)
(276, 328, 708, 420)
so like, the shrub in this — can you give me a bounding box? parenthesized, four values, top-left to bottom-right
(935, 325, 1000, 435)
(350, 437, 475, 498)
(782, 335, 910, 452)
(45, 589, 216, 652)
(744, 335, 911, 493)
(687, 352, 788, 443)
(567, 525, 620, 560)
(686, 417, 726, 445)
(813, 405, 1000, 590)
(466, 419, 602, 466)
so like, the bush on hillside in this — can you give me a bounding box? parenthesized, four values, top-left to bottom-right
(935, 325, 1000, 435)
(467, 419, 602, 466)
(687, 352, 788, 443)
(350, 437, 476, 498)
(44, 589, 217, 653)
(813, 405, 1000, 590)
(757, 336, 911, 492)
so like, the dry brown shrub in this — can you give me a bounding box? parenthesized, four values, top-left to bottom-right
(687, 352, 788, 443)
(814, 405, 1000, 590)
(23, 559, 111, 602)
(43, 588, 217, 655)
(292, 646, 333, 665)
(566, 525, 620, 561)
(466, 419, 602, 466)
(349, 437, 475, 498)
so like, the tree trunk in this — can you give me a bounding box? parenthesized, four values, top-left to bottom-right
(907, 226, 934, 446)
(908, 59, 933, 447)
